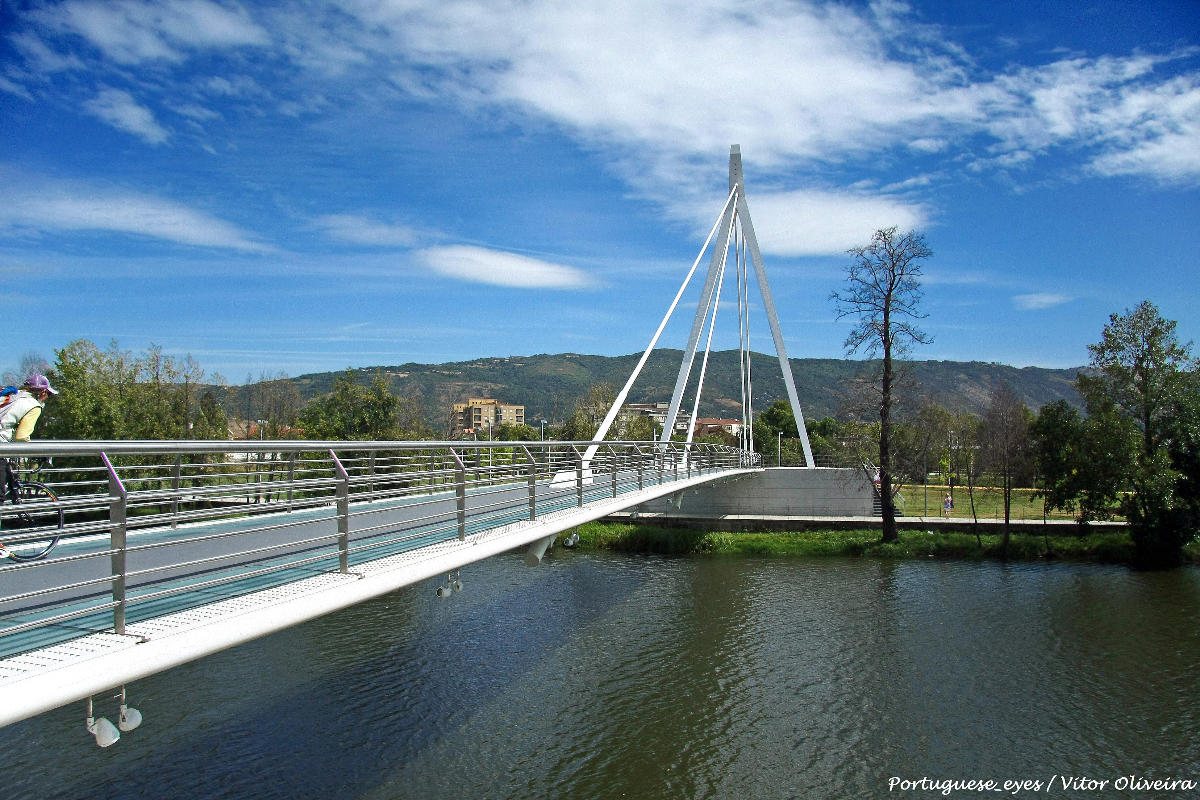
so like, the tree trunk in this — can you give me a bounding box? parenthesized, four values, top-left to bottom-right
(1001, 473, 1011, 555)
(879, 323, 898, 543)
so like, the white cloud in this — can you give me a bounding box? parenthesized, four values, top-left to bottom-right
(1013, 293, 1072, 310)
(84, 87, 169, 144)
(415, 245, 593, 289)
(36, 0, 269, 64)
(314, 214, 421, 248)
(327, 0, 1200, 187)
(670, 188, 927, 257)
(0, 75, 35, 102)
(0, 176, 270, 252)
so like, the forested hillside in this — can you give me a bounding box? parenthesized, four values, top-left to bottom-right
(223, 351, 1083, 434)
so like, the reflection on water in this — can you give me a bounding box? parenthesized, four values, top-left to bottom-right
(3, 555, 1198, 799)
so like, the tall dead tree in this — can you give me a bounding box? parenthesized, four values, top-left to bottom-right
(832, 226, 933, 543)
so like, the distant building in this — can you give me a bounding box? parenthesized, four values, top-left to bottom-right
(618, 402, 692, 437)
(693, 418, 743, 437)
(452, 397, 524, 438)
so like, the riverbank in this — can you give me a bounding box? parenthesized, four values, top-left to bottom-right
(565, 521, 1200, 566)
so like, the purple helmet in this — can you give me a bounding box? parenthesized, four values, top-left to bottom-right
(23, 374, 58, 395)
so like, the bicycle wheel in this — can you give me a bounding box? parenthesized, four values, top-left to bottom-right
(4, 481, 63, 562)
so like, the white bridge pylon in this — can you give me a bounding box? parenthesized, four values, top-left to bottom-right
(584, 145, 815, 468)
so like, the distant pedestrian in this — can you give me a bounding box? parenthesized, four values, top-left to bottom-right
(942, 493, 953, 517)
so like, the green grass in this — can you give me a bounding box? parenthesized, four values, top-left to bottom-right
(566, 522, 1199, 566)
(896, 484, 1123, 522)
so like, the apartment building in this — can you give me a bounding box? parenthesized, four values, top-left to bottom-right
(451, 397, 525, 437)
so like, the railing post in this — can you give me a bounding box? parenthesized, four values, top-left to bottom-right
(573, 446, 584, 507)
(101, 453, 127, 635)
(521, 446, 537, 520)
(330, 450, 350, 574)
(368, 451, 377, 497)
(607, 445, 618, 498)
(450, 448, 467, 540)
(286, 452, 296, 511)
(634, 445, 645, 490)
(171, 455, 182, 529)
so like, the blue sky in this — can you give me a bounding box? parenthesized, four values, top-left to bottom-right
(2, 0, 1198, 384)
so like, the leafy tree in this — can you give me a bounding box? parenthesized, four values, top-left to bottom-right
(193, 390, 229, 440)
(495, 423, 540, 441)
(831, 226, 933, 542)
(298, 369, 409, 441)
(1079, 301, 1198, 566)
(979, 385, 1033, 549)
(1030, 400, 1085, 518)
(620, 413, 656, 442)
(42, 339, 224, 440)
(559, 384, 616, 441)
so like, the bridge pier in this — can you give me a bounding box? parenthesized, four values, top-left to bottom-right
(622, 468, 875, 519)
(524, 533, 557, 566)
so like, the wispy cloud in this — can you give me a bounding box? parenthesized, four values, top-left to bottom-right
(34, 0, 269, 64)
(0, 175, 272, 252)
(415, 245, 594, 289)
(84, 87, 169, 144)
(313, 214, 422, 248)
(1014, 293, 1072, 310)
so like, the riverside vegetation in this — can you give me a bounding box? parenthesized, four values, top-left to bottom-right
(565, 521, 1200, 566)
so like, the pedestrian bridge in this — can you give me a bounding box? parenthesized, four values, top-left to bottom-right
(0, 439, 759, 729)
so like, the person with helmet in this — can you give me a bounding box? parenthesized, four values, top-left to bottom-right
(1, 375, 59, 555)
(0, 374, 58, 444)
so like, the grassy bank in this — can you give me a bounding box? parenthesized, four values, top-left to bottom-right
(566, 522, 1200, 565)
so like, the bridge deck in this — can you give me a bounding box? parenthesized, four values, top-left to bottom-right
(0, 439, 758, 728)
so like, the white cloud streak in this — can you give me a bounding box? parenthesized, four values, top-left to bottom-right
(1013, 293, 1072, 311)
(416, 245, 593, 289)
(1, 177, 271, 252)
(35, 0, 269, 64)
(313, 214, 422, 248)
(84, 87, 169, 144)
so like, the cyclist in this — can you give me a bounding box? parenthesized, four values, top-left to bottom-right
(1, 374, 58, 558)
(1, 374, 57, 442)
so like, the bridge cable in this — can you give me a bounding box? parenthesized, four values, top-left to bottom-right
(682, 238, 730, 456)
(582, 186, 738, 464)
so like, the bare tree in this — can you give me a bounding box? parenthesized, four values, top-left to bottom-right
(832, 226, 933, 542)
(980, 385, 1033, 552)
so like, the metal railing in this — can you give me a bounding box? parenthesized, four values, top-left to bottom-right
(1, 439, 757, 658)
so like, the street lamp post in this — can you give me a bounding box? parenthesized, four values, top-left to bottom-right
(777, 431, 782, 467)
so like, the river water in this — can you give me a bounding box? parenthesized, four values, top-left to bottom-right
(3, 553, 1198, 800)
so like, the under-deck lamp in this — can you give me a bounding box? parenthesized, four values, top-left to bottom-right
(86, 697, 119, 748)
(118, 686, 142, 732)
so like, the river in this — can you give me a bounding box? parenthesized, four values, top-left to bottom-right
(3, 552, 1198, 799)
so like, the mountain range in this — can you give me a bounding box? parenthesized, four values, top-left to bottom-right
(242, 350, 1084, 433)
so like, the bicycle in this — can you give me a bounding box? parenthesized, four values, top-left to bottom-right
(0, 458, 64, 562)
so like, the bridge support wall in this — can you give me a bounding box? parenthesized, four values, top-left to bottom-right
(625, 467, 874, 520)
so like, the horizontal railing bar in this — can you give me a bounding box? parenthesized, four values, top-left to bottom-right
(0, 602, 121, 638)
